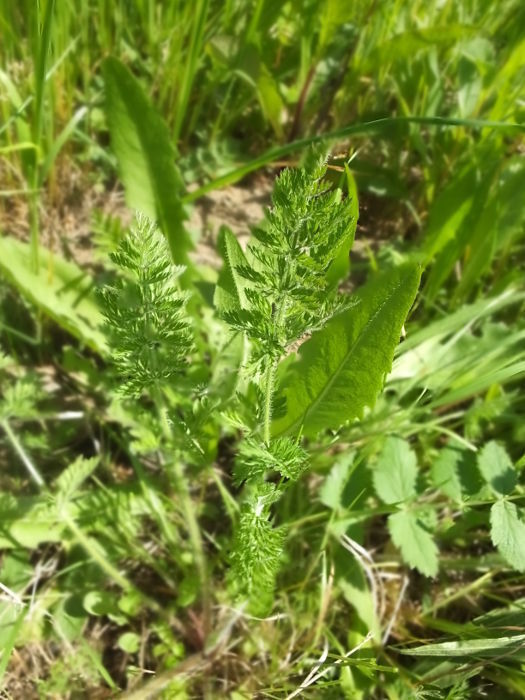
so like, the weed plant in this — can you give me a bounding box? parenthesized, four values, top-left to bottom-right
(0, 1, 524, 698)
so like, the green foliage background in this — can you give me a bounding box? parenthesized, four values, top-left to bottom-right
(0, 0, 524, 697)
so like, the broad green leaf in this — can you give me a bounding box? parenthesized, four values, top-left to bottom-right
(320, 452, 355, 510)
(373, 437, 417, 504)
(257, 65, 284, 139)
(478, 441, 516, 496)
(0, 497, 63, 549)
(0, 236, 106, 353)
(388, 510, 438, 577)
(214, 226, 249, 313)
(102, 57, 191, 265)
(490, 500, 525, 572)
(431, 447, 464, 502)
(272, 263, 421, 438)
(402, 633, 525, 657)
(118, 631, 140, 654)
(326, 164, 358, 287)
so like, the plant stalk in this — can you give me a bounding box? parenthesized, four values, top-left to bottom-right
(154, 392, 211, 636)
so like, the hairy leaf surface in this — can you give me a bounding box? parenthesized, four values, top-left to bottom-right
(214, 226, 249, 314)
(272, 263, 421, 437)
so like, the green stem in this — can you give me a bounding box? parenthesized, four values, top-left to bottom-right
(153, 388, 211, 634)
(141, 269, 210, 630)
(2, 418, 44, 487)
(263, 294, 290, 445)
(263, 361, 277, 445)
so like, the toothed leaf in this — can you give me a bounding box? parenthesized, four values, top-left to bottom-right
(272, 263, 421, 438)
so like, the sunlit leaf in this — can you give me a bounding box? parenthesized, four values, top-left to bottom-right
(374, 437, 417, 504)
(272, 263, 421, 437)
(102, 57, 192, 265)
(388, 510, 438, 577)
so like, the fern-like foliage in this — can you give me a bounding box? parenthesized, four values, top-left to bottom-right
(229, 483, 286, 609)
(101, 213, 193, 397)
(233, 436, 308, 486)
(223, 155, 356, 610)
(54, 456, 99, 512)
(223, 155, 354, 374)
(0, 374, 41, 420)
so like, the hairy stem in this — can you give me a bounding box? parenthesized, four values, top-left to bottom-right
(263, 361, 277, 445)
(262, 293, 290, 444)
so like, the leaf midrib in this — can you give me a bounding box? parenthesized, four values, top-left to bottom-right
(277, 276, 405, 436)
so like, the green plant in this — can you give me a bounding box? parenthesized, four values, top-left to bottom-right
(99, 156, 419, 618)
(1, 2, 525, 695)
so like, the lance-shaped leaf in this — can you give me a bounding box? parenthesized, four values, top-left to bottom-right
(0, 236, 106, 354)
(326, 164, 359, 288)
(102, 57, 191, 265)
(214, 226, 249, 314)
(402, 634, 525, 658)
(272, 263, 421, 438)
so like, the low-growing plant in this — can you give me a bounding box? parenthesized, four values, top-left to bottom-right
(100, 155, 420, 618)
(1, 151, 524, 696)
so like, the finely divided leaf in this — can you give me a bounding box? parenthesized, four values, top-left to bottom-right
(234, 437, 308, 485)
(374, 436, 417, 504)
(102, 57, 191, 265)
(101, 215, 193, 396)
(214, 226, 249, 314)
(478, 441, 516, 496)
(272, 263, 421, 438)
(55, 457, 99, 505)
(229, 484, 285, 613)
(490, 500, 525, 572)
(388, 510, 438, 577)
